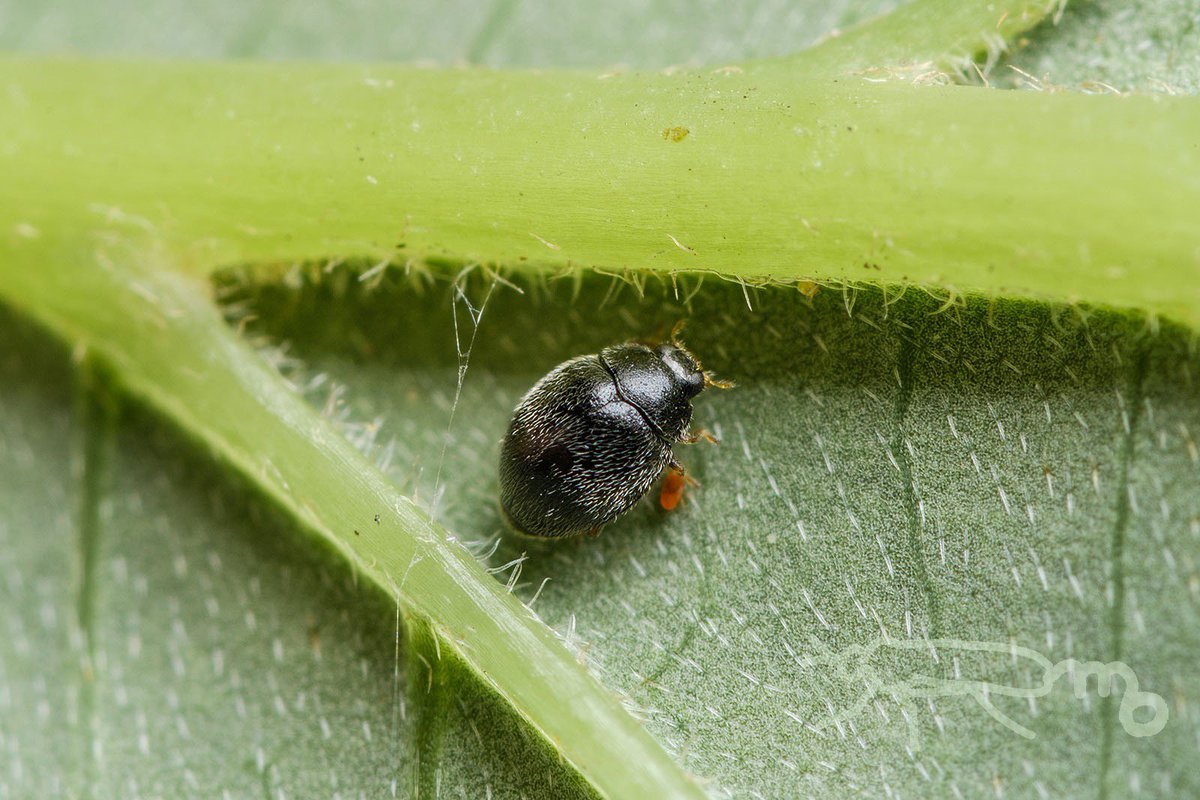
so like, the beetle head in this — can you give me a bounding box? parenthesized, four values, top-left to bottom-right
(655, 343, 706, 399)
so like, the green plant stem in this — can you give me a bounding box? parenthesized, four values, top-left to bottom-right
(2, 52, 1197, 324)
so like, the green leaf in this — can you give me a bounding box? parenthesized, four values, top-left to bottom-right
(220, 262, 1200, 799)
(1, 0, 1198, 797)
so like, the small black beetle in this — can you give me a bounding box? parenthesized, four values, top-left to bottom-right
(498, 325, 731, 538)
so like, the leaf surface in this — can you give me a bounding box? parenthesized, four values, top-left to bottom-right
(0, 1, 1197, 798)
(224, 264, 1200, 799)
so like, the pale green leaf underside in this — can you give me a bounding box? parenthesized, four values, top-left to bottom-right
(0, 0, 901, 67)
(1, 1, 1198, 798)
(1006, 0, 1200, 94)
(225, 265, 1200, 799)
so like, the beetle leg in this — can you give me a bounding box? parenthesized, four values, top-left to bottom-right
(669, 319, 687, 347)
(584, 525, 604, 539)
(681, 427, 720, 445)
(666, 458, 701, 486)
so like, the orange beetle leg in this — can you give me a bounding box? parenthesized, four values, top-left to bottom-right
(659, 462, 700, 511)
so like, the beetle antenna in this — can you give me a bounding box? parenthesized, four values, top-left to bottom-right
(703, 371, 735, 390)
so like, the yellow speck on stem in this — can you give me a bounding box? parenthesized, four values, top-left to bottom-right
(662, 126, 689, 142)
